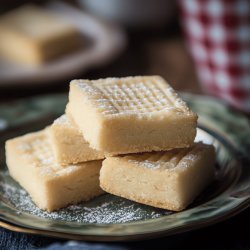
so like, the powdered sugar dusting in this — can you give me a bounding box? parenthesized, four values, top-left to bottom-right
(75, 77, 189, 116)
(16, 131, 80, 174)
(53, 114, 71, 126)
(125, 147, 198, 171)
(128, 159, 163, 169)
(0, 171, 170, 224)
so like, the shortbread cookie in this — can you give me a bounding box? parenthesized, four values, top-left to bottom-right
(67, 76, 198, 155)
(5, 130, 104, 212)
(100, 143, 215, 211)
(48, 115, 105, 165)
(0, 5, 82, 64)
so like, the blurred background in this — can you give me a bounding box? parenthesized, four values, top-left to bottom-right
(0, 0, 250, 112)
(0, 0, 199, 99)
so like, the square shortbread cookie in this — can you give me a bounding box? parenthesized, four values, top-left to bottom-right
(5, 130, 104, 212)
(67, 76, 198, 155)
(0, 5, 82, 64)
(100, 143, 215, 211)
(48, 114, 105, 165)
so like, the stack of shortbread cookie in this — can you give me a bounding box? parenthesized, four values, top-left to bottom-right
(5, 76, 215, 212)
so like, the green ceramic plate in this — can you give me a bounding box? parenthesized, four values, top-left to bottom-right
(0, 93, 249, 241)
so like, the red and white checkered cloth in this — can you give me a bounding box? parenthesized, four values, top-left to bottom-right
(178, 0, 250, 112)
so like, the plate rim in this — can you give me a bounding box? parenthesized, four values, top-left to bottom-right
(0, 199, 249, 242)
